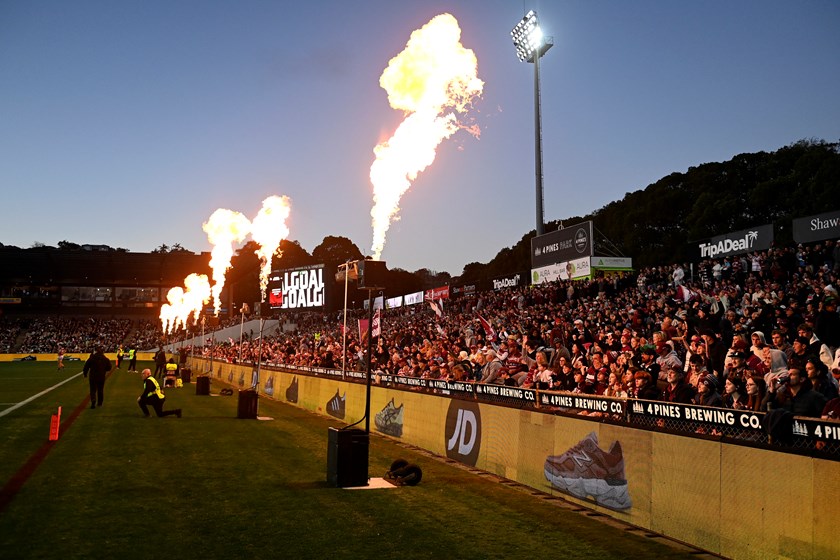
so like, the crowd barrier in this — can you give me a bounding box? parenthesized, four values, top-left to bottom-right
(190, 357, 839, 560)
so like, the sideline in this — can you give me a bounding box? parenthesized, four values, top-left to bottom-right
(0, 369, 117, 513)
(0, 371, 84, 419)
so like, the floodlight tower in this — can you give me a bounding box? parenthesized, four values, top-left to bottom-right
(511, 10, 553, 236)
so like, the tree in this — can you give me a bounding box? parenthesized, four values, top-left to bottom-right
(311, 236, 364, 269)
(273, 239, 315, 270)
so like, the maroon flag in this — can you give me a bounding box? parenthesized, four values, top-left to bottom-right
(477, 314, 495, 341)
(429, 299, 442, 318)
(372, 308, 382, 338)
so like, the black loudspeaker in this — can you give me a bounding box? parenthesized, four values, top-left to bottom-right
(357, 260, 387, 290)
(327, 427, 369, 487)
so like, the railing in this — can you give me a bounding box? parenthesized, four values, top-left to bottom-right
(229, 359, 840, 459)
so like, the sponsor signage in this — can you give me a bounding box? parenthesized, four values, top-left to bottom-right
(451, 284, 477, 297)
(385, 295, 403, 309)
(444, 400, 481, 465)
(629, 400, 764, 430)
(492, 272, 524, 291)
(424, 286, 450, 301)
(540, 393, 625, 415)
(532, 262, 564, 285)
(592, 257, 633, 269)
(696, 224, 774, 259)
(531, 221, 594, 268)
(404, 291, 424, 305)
(268, 264, 326, 310)
(792, 210, 840, 244)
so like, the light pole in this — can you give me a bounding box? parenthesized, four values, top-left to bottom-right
(238, 302, 250, 364)
(511, 9, 553, 236)
(335, 260, 359, 380)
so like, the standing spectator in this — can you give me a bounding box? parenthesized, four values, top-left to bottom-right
(154, 348, 167, 379)
(57, 347, 65, 371)
(83, 345, 112, 410)
(116, 345, 125, 369)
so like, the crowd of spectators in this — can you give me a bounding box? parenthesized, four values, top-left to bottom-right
(13, 317, 132, 354)
(0, 317, 23, 353)
(2, 240, 839, 423)
(196, 240, 840, 420)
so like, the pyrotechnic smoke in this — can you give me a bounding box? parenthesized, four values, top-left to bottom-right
(202, 209, 252, 315)
(250, 195, 291, 301)
(369, 13, 483, 259)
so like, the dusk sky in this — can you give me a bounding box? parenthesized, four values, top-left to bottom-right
(2, 1, 838, 276)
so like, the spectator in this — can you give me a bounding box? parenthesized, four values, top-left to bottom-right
(723, 377, 748, 409)
(662, 367, 695, 404)
(745, 376, 767, 412)
(766, 368, 827, 417)
(693, 375, 724, 408)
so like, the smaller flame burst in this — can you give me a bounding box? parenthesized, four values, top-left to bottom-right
(160, 196, 292, 334)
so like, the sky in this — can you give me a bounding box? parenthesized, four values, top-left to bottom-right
(1, 1, 839, 276)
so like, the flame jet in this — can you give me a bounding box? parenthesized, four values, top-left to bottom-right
(159, 273, 211, 334)
(250, 195, 291, 301)
(369, 13, 483, 259)
(202, 209, 251, 315)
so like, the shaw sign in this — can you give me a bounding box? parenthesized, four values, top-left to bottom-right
(792, 210, 840, 244)
(696, 224, 773, 259)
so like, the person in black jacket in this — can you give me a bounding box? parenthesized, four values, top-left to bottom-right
(661, 367, 696, 404)
(83, 345, 112, 409)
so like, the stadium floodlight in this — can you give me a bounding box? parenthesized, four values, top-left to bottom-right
(511, 10, 553, 236)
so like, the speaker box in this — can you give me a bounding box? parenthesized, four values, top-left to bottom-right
(357, 260, 387, 290)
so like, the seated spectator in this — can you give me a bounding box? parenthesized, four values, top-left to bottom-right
(766, 367, 827, 417)
(633, 370, 659, 400)
(723, 377, 748, 409)
(745, 376, 767, 412)
(805, 356, 839, 401)
(693, 375, 724, 408)
(662, 367, 695, 404)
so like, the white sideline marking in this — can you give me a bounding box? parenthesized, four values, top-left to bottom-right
(0, 371, 84, 418)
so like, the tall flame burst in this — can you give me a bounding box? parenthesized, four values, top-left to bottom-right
(369, 13, 483, 259)
(202, 209, 252, 315)
(159, 273, 211, 334)
(250, 195, 292, 300)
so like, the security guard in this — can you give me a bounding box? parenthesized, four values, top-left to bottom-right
(127, 347, 137, 372)
(138, 368, 181, 418)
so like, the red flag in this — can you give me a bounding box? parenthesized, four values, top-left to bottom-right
(358, 318, 369, 344)
(429, 299, 442, 318)
(477, 314, 495, 341)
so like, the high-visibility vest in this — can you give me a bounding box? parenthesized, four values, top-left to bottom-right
(146, 376, 164, 399)
(165, 363, 178, 374)
(129, 349, 136, 359)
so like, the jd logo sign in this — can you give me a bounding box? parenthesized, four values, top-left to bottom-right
(445, 400, 481, 466)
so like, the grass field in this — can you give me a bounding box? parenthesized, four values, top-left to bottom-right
(0, 360, 706, 560)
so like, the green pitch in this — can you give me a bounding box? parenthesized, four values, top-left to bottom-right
(0, 360, 701, 559)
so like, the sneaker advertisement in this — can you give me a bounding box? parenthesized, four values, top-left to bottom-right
(374, 398, 404, 437)
(326, 389, 345, 419)
(544, 431, 632, 511)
